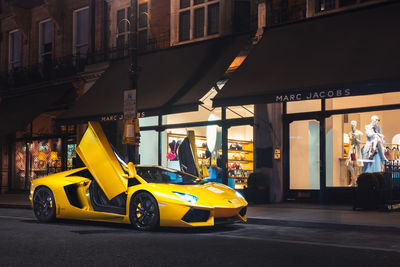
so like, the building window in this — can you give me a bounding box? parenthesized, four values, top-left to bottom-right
(179, 10, 190, 42)
(116, 8, 128, 53)
(73, 7, 89, 58)
(138, 3, 148, 51)
(39, 19, 53, 71)
(316, 0, 336, 11)
(207, 3, 219, 35)
(9, 30, 21, 71)
(194, 8, 205, 39)
(116, 3, 148, 53)
(316, 0, 367, 12)
(177, 0, 220, 43)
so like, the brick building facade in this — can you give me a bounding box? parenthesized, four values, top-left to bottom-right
(0, 0, 257, 193)
(0, 0, 387, 195)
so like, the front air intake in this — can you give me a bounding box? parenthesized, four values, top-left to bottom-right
(239, 206, 247, 217)
(182, 208, 210, 223)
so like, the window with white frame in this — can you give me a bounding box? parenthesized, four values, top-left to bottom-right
(73, 7, 89, 58)
(39, 19, 53, 65)
(177, 0, 220, 43)
(9, 30, 21, 71)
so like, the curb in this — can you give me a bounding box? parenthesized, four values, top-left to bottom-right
(247, 217, 400, 233)
(0, 204, 31, 210)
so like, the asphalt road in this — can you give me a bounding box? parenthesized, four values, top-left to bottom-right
(0, 208, 400, 267)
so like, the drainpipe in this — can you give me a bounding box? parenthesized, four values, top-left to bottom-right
(91, 0, 96, 62)
(103, 0, 108, 60)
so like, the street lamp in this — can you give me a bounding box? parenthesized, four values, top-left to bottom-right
(116, 0, 140, 164)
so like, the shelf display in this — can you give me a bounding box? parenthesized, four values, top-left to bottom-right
(167, 132, 254, 189)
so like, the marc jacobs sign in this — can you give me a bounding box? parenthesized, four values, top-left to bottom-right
(275, 89, 351, 102)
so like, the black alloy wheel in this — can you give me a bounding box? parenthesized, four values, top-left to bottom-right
(130, 192, 159, 231)
(33, 187, 56, 222)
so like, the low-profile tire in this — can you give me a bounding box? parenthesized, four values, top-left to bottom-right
(33, 187, 56, 222)
(130, 192, 159, 231)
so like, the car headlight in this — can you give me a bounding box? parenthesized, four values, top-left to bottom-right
(235, 191, 245, 199)
(173, 192, 198, 203)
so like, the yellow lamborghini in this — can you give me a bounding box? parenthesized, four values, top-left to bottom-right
(29, 122, 247, 230)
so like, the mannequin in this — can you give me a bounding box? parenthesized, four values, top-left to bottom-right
(346, 120, 363, 186)
(362, 115, 387, 173)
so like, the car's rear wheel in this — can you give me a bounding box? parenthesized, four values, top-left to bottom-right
(33, 187, 56, 222)
(130, 192, 159, 231)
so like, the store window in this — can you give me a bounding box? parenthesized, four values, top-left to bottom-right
(13, 139, 64, 190)
(175, 0, 220, 43)
(165, 123, 253, 189)
(289, 119, 320, 190)
(228, 125, 254, 189)
(326, 92, 400, 110)
(73, 7, 89, 59)
(326, 109, 400, 187)
(286, 99, 321, 114)
(9, 29, 21, 71)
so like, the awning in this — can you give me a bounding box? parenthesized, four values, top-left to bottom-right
(0, 83, 75, 135)
(212, 2, 400, 107)
(58, 34, 249, 124)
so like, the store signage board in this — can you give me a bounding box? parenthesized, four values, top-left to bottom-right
(100, 112, 145, 122)
(275, 89, 351, 102)
(124, 89, 137, 119)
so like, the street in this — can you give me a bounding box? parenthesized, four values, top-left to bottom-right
(0, 208, 400, 266)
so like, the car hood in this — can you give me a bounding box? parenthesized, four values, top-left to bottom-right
(145, 182, 247, 207)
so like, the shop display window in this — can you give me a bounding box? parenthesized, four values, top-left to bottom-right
(166, 124, 253, 189)
(326, 109, 400, 187)
(226, 105, 254, 119)
(326, 91, 400, 110)
(289, 119, 320, 190)
(13, 138, 65, 190)
(286, 99, 321, 114)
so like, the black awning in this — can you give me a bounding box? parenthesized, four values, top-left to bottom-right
(0, 83, 75, 135)
(213, 1, 400, 107)
(58, 34, 248, 124)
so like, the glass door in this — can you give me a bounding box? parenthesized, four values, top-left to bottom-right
(289, 119, 320, 190)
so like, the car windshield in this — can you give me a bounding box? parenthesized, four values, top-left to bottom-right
(136, 167, 206, 185)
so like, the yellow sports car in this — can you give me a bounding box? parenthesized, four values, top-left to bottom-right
(29, 122, 247, 230)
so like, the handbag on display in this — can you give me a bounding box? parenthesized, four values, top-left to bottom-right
(167, 141, 177, 161)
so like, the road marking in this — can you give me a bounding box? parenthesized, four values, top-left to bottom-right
(0, 215, 32, 220)
(214, 234, 400, 253)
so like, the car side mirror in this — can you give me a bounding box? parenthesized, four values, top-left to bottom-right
(128, 162, 137, 178)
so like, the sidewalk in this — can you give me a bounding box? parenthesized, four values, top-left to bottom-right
(247, 203, 400, 232)
(0, 193, 31, 209)
(1, 193, 400, 231)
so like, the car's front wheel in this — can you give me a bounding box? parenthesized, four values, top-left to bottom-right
(33, 187, 56, 222)
(130, 192, 159, 231)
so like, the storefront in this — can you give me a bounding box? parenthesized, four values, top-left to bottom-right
(57, 34, 253, 189)
(283, 93, 400, 202)
(10, 123, 77, 191)
(0, 83, 76, 192)
(212, 1, 400, 202)
(138, 94, 254, 189)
